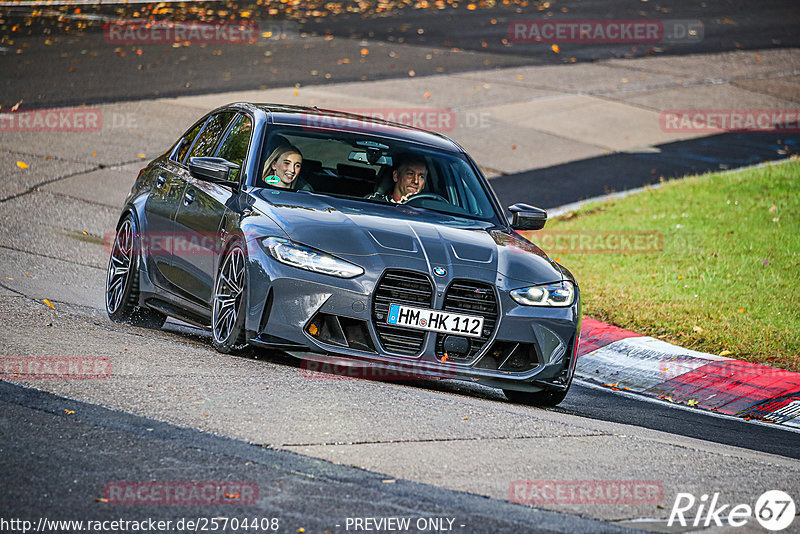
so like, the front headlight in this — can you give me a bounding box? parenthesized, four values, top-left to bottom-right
(510, 281, 575, 307)
(262, 237, 364, 278)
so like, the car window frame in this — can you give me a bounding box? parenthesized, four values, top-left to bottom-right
(169, 117, 209, 165)
(213, 112, 254, 186)
(256, 125, 506, 225)
(183, 111, 237, 164)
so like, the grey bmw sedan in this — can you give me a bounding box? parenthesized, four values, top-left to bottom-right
(106, 103, 580, 405)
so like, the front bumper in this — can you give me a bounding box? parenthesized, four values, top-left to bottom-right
(244, 245, 580, 391)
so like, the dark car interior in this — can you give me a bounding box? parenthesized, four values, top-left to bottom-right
(258, 128, 498, 222)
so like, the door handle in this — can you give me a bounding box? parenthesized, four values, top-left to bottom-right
(156, 174, 167, 188)
(183, 190, 194, 206)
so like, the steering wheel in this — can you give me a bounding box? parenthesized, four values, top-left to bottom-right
(404, 192, 449, 205)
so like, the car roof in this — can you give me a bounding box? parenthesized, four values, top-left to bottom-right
(244, 103, 464, 153)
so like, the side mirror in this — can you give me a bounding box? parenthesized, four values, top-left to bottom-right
(508, 203, 547, 231)
(188, 157, 241, 192)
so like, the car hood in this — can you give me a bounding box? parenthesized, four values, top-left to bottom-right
(248, 191, 563, 285)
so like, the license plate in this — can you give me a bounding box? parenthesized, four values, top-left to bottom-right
(387, 303, 484, 338)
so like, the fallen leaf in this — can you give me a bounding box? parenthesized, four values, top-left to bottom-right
(738, 308, 745, 312)
(719, 350, 733, 356)
(551, 44, 560, 53)
(82, 230, 88, 235)
(10, 100, 22, 112)
(687, 399, 698, 407)
(64, 409, 75, 414)
(408, 69, 416, 77)
(692, 326, 703, 334)
(360, 48, 369, 56)
(136, 153, 146, 158)
(16, 161, 28, 169)
(423, 91, 431, 99)
(95, 498, 108, 503)
(43, 299, 55, 310)
(769, 205, 777, 213)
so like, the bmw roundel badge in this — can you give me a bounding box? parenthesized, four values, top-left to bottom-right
(433, 267, 447, 277)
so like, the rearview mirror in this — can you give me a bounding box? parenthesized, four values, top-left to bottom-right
(188, 157, 240, 192)
(508, 203, 547, 231)
(349, 151, 391, 166)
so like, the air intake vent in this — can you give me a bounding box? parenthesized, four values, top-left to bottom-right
(436, 280, 498, 362)
(372, 270, 433, 356)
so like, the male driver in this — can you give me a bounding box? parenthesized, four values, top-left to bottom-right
(367, 155, 427, 203)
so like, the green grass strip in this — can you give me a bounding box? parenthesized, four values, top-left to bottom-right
(523, 158, 800, 371)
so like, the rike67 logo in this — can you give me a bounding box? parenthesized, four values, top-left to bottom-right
(669, 490, 795, 531)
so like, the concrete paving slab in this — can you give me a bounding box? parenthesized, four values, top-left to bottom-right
(454, 63, 680, 95)
(482, 95, 693, 152)
(0, 190, 115, 270)
(286, 433, 800, 524)
(162, 86, 408, 114)
(612, 83, 800, 112)
(41, 161, 142, 210)
(0, 248, 105, 310)
(0, 150, 95, 201)
(732, 75, 800, 103)
(0, 100, 201, 166)
(320, 75, 559, 108)
(603, 48, 800, 81)
(451, 121, 607, 174)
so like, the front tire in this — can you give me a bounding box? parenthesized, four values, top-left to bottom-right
(105, 214, 167, 329)
(212, 241, 248, 354)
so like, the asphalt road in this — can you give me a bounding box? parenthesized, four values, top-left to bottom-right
(1, 0, 799, 109)
(1, 0, 799, 531)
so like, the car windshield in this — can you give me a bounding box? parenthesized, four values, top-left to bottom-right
(258, 127, 502, 224)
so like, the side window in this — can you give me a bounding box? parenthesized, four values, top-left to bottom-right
(215, 114, 253, 183)
(187, 111, 236, 161)
(174, 120, 205, 163)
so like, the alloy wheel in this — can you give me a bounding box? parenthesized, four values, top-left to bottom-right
(106, 218, 134, 314)
(213, 245, 245, 344)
